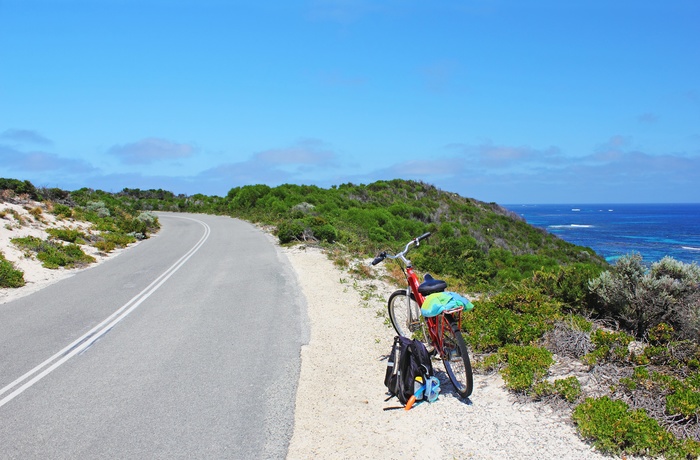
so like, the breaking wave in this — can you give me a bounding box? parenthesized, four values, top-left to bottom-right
(549, 224, 594, 229)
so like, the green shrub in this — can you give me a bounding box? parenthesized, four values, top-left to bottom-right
(529, 263, 604, 310)
(94, 240, 116, 253)
(313, 223, 337, 243)
(554, 376, 582, 403)
(582, 329, 634, 366)
(277, 220, 305, 244)
(573, 396, 677, 457)
(532, 376, 582, 403)
(648, 322, 674, 345)
(0, 252, 25, 288)
(463, 286, 561, 352)
(46, 228, 86, 244)
(499, 345, 554, 392)
(51, 203, 73, 218)
(0, 178, 39, 199)
(102, 232, 136, 248)
(11, 236, 96, 269)
(532, 380, 555, 398)
(666, 389, 700, 419)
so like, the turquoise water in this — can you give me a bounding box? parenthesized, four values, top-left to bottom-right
(504, 203, 700, 265)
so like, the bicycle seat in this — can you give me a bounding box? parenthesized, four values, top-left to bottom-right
(418, 273, 447, 295)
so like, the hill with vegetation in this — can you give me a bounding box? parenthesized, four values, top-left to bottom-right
(116, 180, 608, 292)
(3, 177, 700, 458)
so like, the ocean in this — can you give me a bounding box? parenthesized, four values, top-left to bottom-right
(503, 203, 700, 265)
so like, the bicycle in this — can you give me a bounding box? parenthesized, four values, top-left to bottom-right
(372, 232, 473, 398)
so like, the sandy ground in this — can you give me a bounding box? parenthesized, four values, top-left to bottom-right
(1, 206, 607, 458)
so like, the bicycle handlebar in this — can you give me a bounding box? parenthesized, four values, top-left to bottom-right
(416, 232, 431, 242)
(370, 232, 431, 266)
(371, 252, 387, 265)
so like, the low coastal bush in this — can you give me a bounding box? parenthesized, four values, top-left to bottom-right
(573, 396, 700, 458)
(498, 344, 554, 393)
(462, 285, 562, 352)
(51, 203, 73, 219)
(573, 396, 674, 456)
(94, 240, 117, 253)
(47, 228, 87, 244)
(0, 178, 40, 200)
(11, 236, 96, 269)
(0, 252, 25, 288)
(86, 201, 110, 218)
(136, 211, 158, 228)
(101, 232, 136, 248)
(589, 254, 700, 339)
(581, 329, 634, 367)
(276, 217, 337, 244)
(532, 376, 582, 403)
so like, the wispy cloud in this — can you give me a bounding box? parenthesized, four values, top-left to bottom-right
(197, 139, 340, 190)
(420, 59, 460, 94)
(108, 138, 196, 165)
(638, 112, 658, 124)
(0, 145, 96, 174)
(254, 138, 338, 167)
(0, 129, 52, 145)
(447, 142, 563, 169)
(375, 157, 466, 178)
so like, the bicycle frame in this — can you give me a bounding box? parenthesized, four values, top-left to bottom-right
(396, 248, 463, 360)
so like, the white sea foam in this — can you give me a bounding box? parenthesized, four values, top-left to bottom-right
(549, 224, 594, 229)
(682, 246, 700, 252)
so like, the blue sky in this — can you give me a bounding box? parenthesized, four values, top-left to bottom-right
(1, 0, 698, 204)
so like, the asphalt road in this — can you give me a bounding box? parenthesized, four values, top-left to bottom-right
(0, 213, 308, 459)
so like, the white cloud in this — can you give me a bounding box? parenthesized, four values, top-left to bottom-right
(0, 129, 52, 145)
(0, 146, 96, 174)
(254, 139, 338, 167)
(108, 138, 196, 164)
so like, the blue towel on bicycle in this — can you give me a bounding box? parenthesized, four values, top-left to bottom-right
(421, 292, 474, 317)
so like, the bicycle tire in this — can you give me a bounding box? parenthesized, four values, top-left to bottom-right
(441, 316, 473, 398)
(387, 290, 426, 341)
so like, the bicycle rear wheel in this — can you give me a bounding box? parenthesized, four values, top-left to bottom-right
(441, 316, 473, 398)
(387, 290, 426, 341)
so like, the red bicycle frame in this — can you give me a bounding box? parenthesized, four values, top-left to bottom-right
(404, 264, 462, 360)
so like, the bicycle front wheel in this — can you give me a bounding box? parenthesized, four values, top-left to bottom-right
(441, 316, 473, 398)
(387, 290, 426, 340)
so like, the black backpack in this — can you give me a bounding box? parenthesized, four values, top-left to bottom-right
(384, 336, 434, 405)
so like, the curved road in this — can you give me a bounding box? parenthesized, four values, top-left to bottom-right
(0, 213, 308, 458)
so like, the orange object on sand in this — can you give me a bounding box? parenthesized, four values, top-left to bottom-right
(404, 395, 417, 410)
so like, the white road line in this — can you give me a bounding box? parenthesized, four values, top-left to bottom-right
(0, 216, 210, 409)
